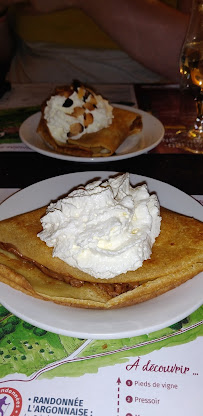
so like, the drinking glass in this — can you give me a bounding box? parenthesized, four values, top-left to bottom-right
(174, 0, 203, 153)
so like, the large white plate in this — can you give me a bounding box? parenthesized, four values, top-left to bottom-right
(19, 105, 164, 162)
(0, 172, 202, 339)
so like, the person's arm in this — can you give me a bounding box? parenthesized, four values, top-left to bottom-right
(3, 0, 191, 82)
(78, 0, 190, 82)
(27, 0, 191, 82)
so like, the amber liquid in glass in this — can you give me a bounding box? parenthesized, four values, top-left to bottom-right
(179, 40, 203, 141)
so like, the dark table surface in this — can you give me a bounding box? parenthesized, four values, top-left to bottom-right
(1, 152, 202, 196)
(1, 84, 203, 195)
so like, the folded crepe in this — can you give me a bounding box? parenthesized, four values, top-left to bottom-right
(37, 84, 142, 158)
(0, 206, 202, 309)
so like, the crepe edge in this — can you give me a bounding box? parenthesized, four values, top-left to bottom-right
(0, 261, 202, 310)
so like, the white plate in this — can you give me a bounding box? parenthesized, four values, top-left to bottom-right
(0, 172, 202, 339)
(19, 105, 164, 162)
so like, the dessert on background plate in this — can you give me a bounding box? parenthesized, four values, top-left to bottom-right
(37, 81, 142, 157)
(0, 173, 202, 309)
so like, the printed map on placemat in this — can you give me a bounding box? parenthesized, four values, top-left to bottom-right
(0, 303, 202, 381)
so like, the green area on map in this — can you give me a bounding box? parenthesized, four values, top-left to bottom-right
(0, 303, 202, 379)
(0, 107, 39, 143)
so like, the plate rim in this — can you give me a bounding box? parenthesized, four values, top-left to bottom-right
(0, 171, 202, 339)
(19, 105, 165, 162)
(1, 171, 202, 219)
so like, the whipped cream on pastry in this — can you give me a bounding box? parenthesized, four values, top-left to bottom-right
(44, 85, 113, 143)
(38, 173, 161, 279)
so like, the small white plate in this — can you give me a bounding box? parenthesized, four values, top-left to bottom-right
(0, 171, 202, 339)
(19, 105, 164, 162)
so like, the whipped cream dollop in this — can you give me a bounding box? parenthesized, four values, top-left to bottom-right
(44, 86, 113, 143)
(38, 173, 161, 279)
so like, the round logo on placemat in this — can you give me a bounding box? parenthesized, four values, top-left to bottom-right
(0, 387, 22, 416)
